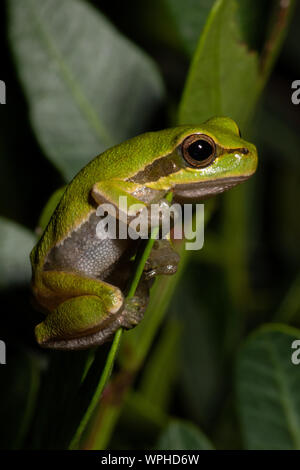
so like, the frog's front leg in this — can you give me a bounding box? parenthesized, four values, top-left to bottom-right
(34, 270, 144, 350)
(92, 180, 181, 240)
(143, 239, 180, 279)
(91, 179, 169, 222)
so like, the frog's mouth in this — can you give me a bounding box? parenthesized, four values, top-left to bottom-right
(172, 175, 251, 202)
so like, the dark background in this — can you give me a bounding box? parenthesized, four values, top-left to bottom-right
(0, 0, 300, 450)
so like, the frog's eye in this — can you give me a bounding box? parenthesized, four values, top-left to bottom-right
(181, 134, 216, 168)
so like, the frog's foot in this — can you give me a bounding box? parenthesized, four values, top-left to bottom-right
(143, 239, 180, 280)
(120, 294, 149, 329)
(35, 292, 148, 350)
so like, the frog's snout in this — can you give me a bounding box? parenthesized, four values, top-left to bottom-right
(247, 143, 258, 174)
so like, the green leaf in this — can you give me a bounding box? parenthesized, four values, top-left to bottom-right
(236, 324, 300, 450)
(156, 420, 214, 450)
(30, 348, 94, 449)
(174, 279, 226, 424)
(8, 0, 164, 180)
(164, 0, 215, 56)
(235, 0, 271, 51)
(178, 0, 259, 132)
(139, 319, 181, 411)
(0, 217, 36, 288)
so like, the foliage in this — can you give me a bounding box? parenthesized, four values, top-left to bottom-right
(0, 0, 299, 450)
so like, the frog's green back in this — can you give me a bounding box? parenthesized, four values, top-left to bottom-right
(31, 117, 250, 272)
(31, 127, 186, 271)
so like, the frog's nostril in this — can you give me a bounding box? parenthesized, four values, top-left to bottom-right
(241, 148, 249, 154)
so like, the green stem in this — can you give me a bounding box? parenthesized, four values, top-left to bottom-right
(69, 201, 165, 449)
(82, 201, 216, 450)
(258, 0, 295, 91)
(69, 329, 122, 449)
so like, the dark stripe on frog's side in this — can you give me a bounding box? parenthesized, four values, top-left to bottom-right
(127, 153, 181, 184)
(219, 147, 249, 155)
(127, 145, 249, 185)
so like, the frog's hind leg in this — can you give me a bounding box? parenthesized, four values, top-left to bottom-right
(34, 270, 127, 350)
(35, 295, 123, 350)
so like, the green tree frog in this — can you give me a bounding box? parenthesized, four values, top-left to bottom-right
(30, 117, 258, 350)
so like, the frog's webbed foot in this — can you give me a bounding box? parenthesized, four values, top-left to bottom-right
(143, 239, 180, 280)
(120, 295, 148, 329)
(118, 274, 150, 329)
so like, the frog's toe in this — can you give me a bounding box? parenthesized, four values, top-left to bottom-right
(120, 295, 148, 329)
